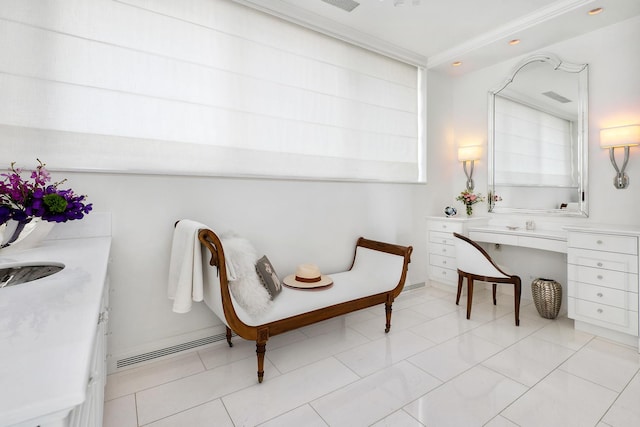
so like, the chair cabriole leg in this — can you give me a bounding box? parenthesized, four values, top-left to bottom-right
(456, 273, 463, 305)
(466, 277, 474, 319)
(514, 277, 521, 326)
(492, 283, 497, 305)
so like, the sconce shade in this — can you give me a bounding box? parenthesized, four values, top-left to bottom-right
(600, 125, 640, 148)
(458, 145, 482, 161)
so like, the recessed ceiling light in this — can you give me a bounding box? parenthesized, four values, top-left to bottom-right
(509, 39, 521, 45)
(452, 61, 462, 67)
(588, 7, 603, 15)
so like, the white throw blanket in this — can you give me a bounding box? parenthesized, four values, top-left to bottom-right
(167, 220, 208, 313)
(220, 233, 272, 318)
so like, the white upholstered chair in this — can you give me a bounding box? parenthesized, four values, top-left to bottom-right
(453, 232, 522, 326)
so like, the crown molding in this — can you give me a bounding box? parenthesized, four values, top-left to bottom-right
(231, 0, 428, 66)
(426, 0, 596, 69)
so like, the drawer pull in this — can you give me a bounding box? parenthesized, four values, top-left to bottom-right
(597, 308, 603, 314)
(597, 275, 603, 280)
(597, 292, 603, 298)
(442, 225, 447, 229)
(597, 262, 603, 267)
(442, 239, 447, 244)
(596, 240, 603, 245)
(441, 271, 446, 275)
(442, 248, 447, 253)
(442, 261, 447, 265)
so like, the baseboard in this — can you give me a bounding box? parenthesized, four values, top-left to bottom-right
(404, 281, 426, 291)
(574, 320, 639, 350)
(427, 279, 455, 293)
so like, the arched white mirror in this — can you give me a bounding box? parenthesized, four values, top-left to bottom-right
(488, 53, 588, 216)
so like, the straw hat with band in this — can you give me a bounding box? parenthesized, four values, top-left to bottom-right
(283, 264, 333, 288)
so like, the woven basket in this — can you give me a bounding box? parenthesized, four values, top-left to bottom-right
(531, 278, 562, 319)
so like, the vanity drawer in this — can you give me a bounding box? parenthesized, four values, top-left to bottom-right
(567, 265, 638, 292)
(429, 231, 456, 246)
(429, 265, 457, 284)
(429, 253, 456, 270)
(568, 248, 638, 274)
(468, 231, 518, 246)
(568, 232, 638, 255)
(519, 236, 567, 253)
(568, 281, 638, 311)
(428, 221, 463, 234)
(569, 297, 638, 335)
(429, 242, 456, 257)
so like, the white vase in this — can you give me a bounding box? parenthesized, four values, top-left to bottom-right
(0, 218, 55, 252)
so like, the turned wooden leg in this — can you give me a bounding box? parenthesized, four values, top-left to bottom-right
(466, 277, 474, 320)
(514, 278, 522, 326)
(256, 341, 266, 383)
(456, 272, 463, 305)
(385, 301, 392, 333)
(492, 283, 497, 305)
(256, 328, 269, 383)
(226, 327, 233, 347)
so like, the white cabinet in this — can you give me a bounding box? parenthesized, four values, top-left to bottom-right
(427, 216, 488, 287)
(67, 277, 110, 427)
(567, 228, 639, 343)
(0, 236, 111, 427)
(26, 277, 110, 427)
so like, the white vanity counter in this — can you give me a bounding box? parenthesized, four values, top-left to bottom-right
(0, 236, 111, 426)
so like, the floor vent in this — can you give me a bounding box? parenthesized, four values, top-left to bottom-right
(116, 331, 235, 369)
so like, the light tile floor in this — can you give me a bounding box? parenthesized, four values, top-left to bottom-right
(103, 285, 640, 426)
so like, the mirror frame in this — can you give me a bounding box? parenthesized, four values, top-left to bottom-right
(488, 53, 589, 217)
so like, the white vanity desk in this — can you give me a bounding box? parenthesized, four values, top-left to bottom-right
(466, 223, 640, 351)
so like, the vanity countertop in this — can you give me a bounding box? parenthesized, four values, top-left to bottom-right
(0, 236, 111, 426)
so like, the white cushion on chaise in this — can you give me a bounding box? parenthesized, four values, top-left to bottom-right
(203, 246, 404, 327)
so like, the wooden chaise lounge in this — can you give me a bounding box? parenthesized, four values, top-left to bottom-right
(197, 228, 413, 383)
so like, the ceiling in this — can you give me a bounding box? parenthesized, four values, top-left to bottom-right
(234, 0, 640, 75)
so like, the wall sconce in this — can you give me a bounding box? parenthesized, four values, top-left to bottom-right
(458, 145, 482, 191)
(600, 124, 640, 189)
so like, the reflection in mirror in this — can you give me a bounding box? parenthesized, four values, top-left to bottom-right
(488, 53, 588, 216)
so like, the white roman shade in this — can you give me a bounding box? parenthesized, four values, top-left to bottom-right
(1, 0, 425, 183)
(494, 95, 576, 187)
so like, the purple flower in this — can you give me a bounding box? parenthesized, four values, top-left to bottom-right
(0, 206, 11, 223)
(1, 160, 92, 225)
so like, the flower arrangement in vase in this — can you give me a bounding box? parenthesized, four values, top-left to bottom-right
(455, 189, 486, 217)
(0, 160, 92, 248)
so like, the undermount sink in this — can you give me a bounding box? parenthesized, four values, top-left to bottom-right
(0, 263, 65, 288)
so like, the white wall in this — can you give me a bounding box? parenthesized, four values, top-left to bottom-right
(0, 0, 434, 366)
(439, 16, 640, 299)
